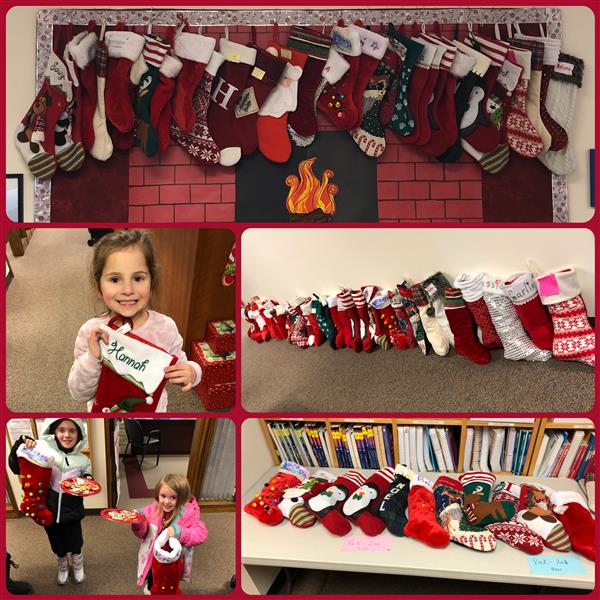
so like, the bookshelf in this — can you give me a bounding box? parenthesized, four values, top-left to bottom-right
(260, 418, 592, 478)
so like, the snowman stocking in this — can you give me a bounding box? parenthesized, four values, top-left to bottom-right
(306, 471, 367, 536)
(16, 443, 55, 527)
(93, 317, 178, 413)
(280, 471, 336, 528)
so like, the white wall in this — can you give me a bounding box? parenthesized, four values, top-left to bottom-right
(242, 228, 595, 314)
(5, 6, 595, 222)
(241, 420, 275, 495)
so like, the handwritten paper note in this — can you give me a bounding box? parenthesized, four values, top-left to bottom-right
(341, 535, 392, 552)
(528, 556, 588, 576)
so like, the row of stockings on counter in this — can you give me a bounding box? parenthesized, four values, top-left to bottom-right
(244, 462, 595, 561)
(243, 267, 595, 367)
(15, 18, 583, 180)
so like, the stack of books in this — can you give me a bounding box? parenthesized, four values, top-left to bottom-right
(397, 426, 460, 472)
(463, 427, 532, 475)
(533, 429, 595, 479)
(266, 421, 334, 468)
(330, 424, 394, 469)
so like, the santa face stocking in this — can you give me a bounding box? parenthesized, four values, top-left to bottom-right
(279, 471, 336, 527)
(207, 39, 257, 166)
(171, 31, 215, 133)
(134, 34, 169, 157)
(286, 26, 332, 139)
(504, 48, 544, 158)
(16, 444, 55, 527)
(105, 30, 145, 133)
(317, 26, 362, 129)
(502, 272, 553, 351)
(243, 462, 309, 526)
(150, 55, 183, 153)
(486, 482, 544, 554)
(351, 48, 396, 157)
(454, 273, 503, 349)
(404, 474, 450, 548)
(386, 26, 425, 136)
(538, 53, 584, 175)
(482, 275, 552, 362)
(341, 467, 396, 536)
(517, 484, 571, 552)
(235, 43, 286, 156)
(439, 503, 496, 552)
(444, 288, 491, 364)
(306, 471, 367, 536)
(459, 471, 515, 527)
(536, 268, 595, 366)
(257, 43, 307, 163)
(378, 465, 412, 536)
(410, 284, 449, 356)
(172, 51, 225, 165)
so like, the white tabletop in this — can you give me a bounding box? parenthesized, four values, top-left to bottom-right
(242, 468, 595, 590)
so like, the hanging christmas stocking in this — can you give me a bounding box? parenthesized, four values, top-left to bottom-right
(517, 484, 571, 552)
(502, 272, 553, 351)
(172, 51, 225, 165)
(14, 81, 66, 180)
(105, 28, 145, 133)
(482, 274, 552, 362)
(16, 443, 55, 527)
(404, 474, 450, 548)
(550, 490, 595, 561)
(281, 471, 336, 528)
(305, 471, 367, 536)
(134, 34, 170, 156)
(317, 25, 362, 130)
(207, 38, 256, 166)
(286, 26, 332, 140)
(486, 482, 544, 554)
(504, 47, 544, 158)
(93, 316, 178, 413)
(341, 467, 396, 536)
(535, 267, 595, 366)
(386, 25, 425, 136)
(235, 41, 286, 156)
(350, 48, 396, 157)
(149, 55, 183, 152)
(444, 288, 491, 364)
(459, 471, 515, 527)
(257, 42, 307, 163)
(539, 53, 584, 175)
(454, 273, 503, 349)
(171, 31, 215, 132)
(378, 465, 413, 536)
(243, 462, 309, 526)
(410, 284, 449, 356)
(151, 530, 182, 595)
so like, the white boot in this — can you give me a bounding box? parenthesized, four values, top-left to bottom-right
(71, 552, 85, 583)
(57, 555, 69, 585)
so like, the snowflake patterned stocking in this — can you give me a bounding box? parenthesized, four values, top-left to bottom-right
(536, 267, 595, 366)
(306, 471, 367, 536)
(172, 51, 225, 165)
(342, 467, 396, 536)
(486, 482, 544, 554)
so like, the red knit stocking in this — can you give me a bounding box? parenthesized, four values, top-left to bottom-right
(351, 289, 375, 353)
(17, 447, 55, 527)
(337, 290, 363, 352)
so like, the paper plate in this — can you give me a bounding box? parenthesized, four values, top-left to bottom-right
(100, 508, 146, 524)
(59, 476, 102, 496)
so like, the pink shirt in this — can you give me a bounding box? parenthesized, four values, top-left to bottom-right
(68, 310, 201, 412)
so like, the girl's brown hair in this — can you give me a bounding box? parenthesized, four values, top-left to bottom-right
(154, 474, 191, 525)
(91, 230, 159, 294)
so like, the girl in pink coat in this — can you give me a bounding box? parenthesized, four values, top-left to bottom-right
(131, 474, 208, 593)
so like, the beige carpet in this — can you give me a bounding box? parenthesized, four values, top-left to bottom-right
(6, 512, 235, 595)
(242, 329, 595, 412)
(6, 229, 205, 412)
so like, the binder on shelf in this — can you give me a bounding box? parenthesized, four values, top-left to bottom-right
(429, 427, 447, 471)
(479, 427, 490, 472)
(558, 430, 586, 478)
(471, 427, 483, 471)
(463, 427, 474, 472)
(489, 428, 506, 472)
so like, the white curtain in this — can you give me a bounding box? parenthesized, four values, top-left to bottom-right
(199, 419, 235, 501)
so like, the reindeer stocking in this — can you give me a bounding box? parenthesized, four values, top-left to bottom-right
(459, 471, 515, 527)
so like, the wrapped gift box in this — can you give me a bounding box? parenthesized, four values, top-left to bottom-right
(206, 320, 236, 354)
(196, 380, 235, 410)
(192, 341, 236, 387)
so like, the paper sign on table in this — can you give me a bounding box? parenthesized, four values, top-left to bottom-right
(340, 535, 392, 552)
(527, 556, 588, 576)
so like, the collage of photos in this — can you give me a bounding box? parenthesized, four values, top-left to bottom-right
(3, 3, 597, 599)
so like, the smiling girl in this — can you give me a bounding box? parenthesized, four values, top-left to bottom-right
(131, 474, 208, 593)
(68, 230, 201, 412)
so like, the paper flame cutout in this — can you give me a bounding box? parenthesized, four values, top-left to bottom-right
(285, 158, 339, 215)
